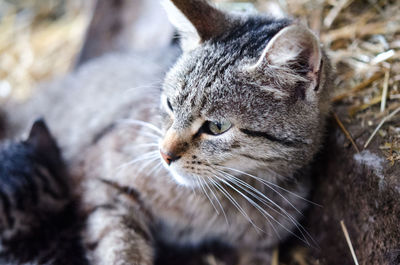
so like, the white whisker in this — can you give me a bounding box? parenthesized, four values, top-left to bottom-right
(131, 143, 160, 149)
(197, 176, 220, 215)
(220, 166, 320, 207)
(118, 119, 163, 135)
(209, 177, 263, 233)
(136, 156, 161, 175)
(216, 167, 316, 246)
(117, 151, 160, 170)
(213, 174, 280, 239)
(217, 170, 311, 245)
(154, 164, 164, 176)
(217, 169, 302, 217)
(125, 82, 163, 94)
(204, 177, 229, 225)
(135, 131, 162, 140)
(146, 162, 163, 176)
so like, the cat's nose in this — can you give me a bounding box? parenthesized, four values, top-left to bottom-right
(160, 150, 181, 165)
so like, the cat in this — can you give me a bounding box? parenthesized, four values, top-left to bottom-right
(5, 0, 333, 264)
(0, 120, 88, 265)
(76, 1, 333, 264)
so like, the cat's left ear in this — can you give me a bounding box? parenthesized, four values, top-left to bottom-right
(26, 119, 59, 154)
(163, 0, 231, 52)
(256, 24, 322, 90)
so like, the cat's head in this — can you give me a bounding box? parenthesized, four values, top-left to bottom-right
(0, 119, 64, 177)
(159, 0, 332, 187)
(0, 119, 69, 239)
(0, 119, 68, 215)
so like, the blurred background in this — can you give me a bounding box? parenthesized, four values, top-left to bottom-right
(0, 0, 92, 101)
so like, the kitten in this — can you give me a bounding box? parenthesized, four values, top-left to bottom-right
(77, 1, 333, 264)
(0, 120, 88, 265)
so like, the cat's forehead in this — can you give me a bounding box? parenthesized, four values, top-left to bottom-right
(162, 17, 297, 124)
(163, 56, 284, 129)
(164, 51, 237, 116)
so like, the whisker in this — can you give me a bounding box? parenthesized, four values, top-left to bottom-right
(115, 123, 162, 140)
(219, 166, 321, 207)
(124, 81, 164, 94)
(135, 131, 161, 141)
(118, 119, 163, 135)
(154, 163, 164, 176)
(146, 162, 163, 176)
(197, 176, 220, 215)
(189, 182, 197, 195)
(208, 177, 263, 233)
(117, 151, 160, 170)
(216, 168, 316, 246)
(217, 169, 302, 216)
(204, 177, 229, 225)
(131, 143, 159, 149)
(213, 174, 280, 239)
(136, 156, 161, 175)
(217, 170, 311, 246)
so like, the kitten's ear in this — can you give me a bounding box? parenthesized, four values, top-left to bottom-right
(257, 24, 322, 88)
(26, 119, 59, 154)
(163, 0, 230, 51)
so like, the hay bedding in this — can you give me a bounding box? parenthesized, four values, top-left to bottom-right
(1, 0, 399, 264)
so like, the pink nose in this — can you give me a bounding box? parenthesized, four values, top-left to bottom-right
(160, 150, 181, 165)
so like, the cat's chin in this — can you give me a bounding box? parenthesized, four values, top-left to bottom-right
(163, 164, 198, 187)
(170, 171, 196, 187)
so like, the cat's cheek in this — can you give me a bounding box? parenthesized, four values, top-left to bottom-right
(222, 156, 260, 174)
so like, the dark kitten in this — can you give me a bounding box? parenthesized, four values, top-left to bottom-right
(0, 120, 88, 265)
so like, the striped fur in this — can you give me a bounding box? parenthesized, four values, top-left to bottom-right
(77, 1, 333, 264)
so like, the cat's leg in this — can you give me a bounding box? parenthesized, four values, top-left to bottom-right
(82, 179, 155, 265)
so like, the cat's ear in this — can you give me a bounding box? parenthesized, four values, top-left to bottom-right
(256, 24, 322, 89)
(26, 119, 59, 154)
(163, 0, 230, 51)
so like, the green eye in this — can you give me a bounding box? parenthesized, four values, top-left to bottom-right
(207, 120, 232, 135)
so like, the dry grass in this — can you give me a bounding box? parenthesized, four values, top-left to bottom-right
(276, 0, 400, 164)
(0, 0, 90, 102)
(340, 220, 360, 265)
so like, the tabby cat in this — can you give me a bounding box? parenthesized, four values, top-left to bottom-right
(77, 1, 332, 264)
(5, 0, 333, 264)
(0, 120, 87, 265)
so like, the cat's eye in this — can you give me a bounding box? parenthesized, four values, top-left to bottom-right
(204, 120, 232, 135)
(167, 98, 173, 111)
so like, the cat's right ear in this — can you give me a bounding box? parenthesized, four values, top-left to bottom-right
(163, 0, 230, 52)
(26, 119, 59, 155)
(252, 24, 322, 93)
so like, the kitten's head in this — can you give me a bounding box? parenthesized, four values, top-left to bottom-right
(159, 0, 332, 187)
(0, 119, 68, 230)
